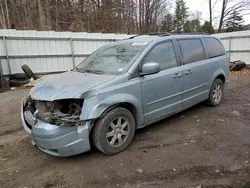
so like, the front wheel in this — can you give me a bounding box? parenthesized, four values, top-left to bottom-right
(206, 79, 224, 106)
(92, 107, 135, 155)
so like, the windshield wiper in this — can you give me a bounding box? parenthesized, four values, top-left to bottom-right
(85, 69, 104, 74)
(75, 67, 86, 73)
(75, 67, 105, 74)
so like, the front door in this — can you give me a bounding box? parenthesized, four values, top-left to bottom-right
(140, 40, 183, 123)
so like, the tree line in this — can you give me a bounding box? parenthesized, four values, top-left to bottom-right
(0, 0, 248, 34)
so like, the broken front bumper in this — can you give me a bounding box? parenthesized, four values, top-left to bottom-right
(21, 98, 91, 157)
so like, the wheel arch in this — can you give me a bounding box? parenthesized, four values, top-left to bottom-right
(215, 74, 225, 84)
(211, 69, 226, 88)
(99, 102, 138, 124)
(84, 94, 144, 130)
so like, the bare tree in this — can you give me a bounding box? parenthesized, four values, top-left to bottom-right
(55, 0, 58, 30)
(218, 0, 227, 32)
(209, 0, 220, 29)
(37, 0, 46, 30)
(4, 0, 9, 28)
(218, 0, 250, 33)
(1, 0, 171, 33)
(0, 2, 6, 29)
(209, 0, 212, 28)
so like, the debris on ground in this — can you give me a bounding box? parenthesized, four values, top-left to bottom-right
(218, 119, 225, 122)
(136, 167, 143, 173)
(186, 184, 202, 188)
(232, 111, 241, 116)
(229, 60, 246, 71)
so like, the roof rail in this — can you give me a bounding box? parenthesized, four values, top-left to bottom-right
(146, 32, 171, 36)
(170, 32, 209, 35)
(128, 32, 171, 39)
(127, 32, 209, 40)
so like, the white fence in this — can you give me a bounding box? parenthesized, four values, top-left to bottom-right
(0, 29, 132, 75)
(213, 31, 250, 64)
(0, 29, 250, 76)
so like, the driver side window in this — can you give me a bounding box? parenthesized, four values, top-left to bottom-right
(143, 41, 178, 71)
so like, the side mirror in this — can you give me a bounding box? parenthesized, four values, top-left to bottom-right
(140, 62, 160, 76)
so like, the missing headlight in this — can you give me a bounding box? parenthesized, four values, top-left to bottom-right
(50, 99, 84, 125)
(24, 98, 84, 126)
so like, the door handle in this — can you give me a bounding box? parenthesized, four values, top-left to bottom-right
(173, 73, 182, 78)
(185, 70, 192, 75)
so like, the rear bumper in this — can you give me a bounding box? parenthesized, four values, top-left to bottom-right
(21, 98, 91, 157)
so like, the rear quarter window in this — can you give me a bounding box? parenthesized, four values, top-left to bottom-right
(178, 39, 206, 64)
(203, 37, 226, 58)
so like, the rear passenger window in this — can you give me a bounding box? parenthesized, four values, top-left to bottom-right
(178, 39, 205, 64)
(143, 41, 177, 71)
(203, 38, 225, 58)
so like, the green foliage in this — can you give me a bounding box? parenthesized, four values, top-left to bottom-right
(184, 19, 202, 32)
(224, 10, 244, 32)
(174, 0, 189, 33)
(202, 21, 214, 34)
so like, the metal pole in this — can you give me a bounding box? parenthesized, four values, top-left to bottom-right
(229, 36, 232, 61)
(70, 37, 75, 69)
(3, 35, 11, 74)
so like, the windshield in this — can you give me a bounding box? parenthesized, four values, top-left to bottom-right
(76, 41, 149, 75)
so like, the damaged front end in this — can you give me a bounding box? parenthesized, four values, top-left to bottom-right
(24, 97, 83, 126)
(21, 97, 91, 157)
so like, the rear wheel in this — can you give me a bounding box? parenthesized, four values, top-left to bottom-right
(92, 107, 135, 155)
(206, 79, 224, 106)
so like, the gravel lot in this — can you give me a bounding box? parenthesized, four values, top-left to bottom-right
(0, 76, 250, 188)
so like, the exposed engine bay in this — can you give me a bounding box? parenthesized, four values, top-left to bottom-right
(24, 97, 84, 126)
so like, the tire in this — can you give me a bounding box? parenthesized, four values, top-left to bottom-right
(9, 73, 28, 80)
(9, 78, 30, 87)
(206, 79, 224, 106)
(22, 64, 35, 79)
(92, 107, 135, 155)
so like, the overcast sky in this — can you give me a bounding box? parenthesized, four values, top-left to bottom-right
(185, 0, 250, 27)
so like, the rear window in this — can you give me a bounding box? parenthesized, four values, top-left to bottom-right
(203, 37, 226, 58)
(178, 39, 206, 64)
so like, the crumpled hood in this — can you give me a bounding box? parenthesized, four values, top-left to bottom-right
(29, 71, 116, 101)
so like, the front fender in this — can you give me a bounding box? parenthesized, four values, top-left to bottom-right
(81, 93, 143, 127)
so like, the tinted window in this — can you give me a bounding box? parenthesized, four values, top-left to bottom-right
(178, 39, 205, 64)
(203, 37, 225, 58)
(143, 41, 177, 70)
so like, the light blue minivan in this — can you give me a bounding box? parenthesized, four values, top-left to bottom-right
(21, 33, 229, 157)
